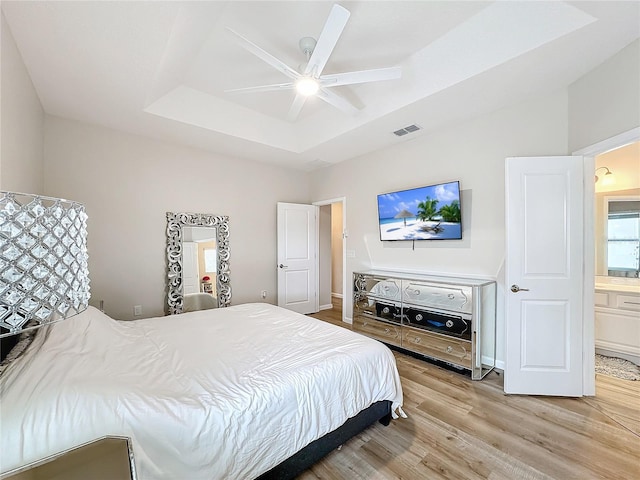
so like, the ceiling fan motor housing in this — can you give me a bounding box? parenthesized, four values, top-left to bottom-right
(299, 37, 317, 57)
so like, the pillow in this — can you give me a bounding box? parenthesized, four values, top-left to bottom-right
(0, 322, 39, 377)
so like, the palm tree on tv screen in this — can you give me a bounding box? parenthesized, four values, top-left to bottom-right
(417, 198, 439, 221)
(439, 200, 461, 223)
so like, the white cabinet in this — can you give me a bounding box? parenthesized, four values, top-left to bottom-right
(352, 270, 496, 380)
(595, 288, 640, 363)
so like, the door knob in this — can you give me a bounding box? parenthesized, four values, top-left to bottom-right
(278, 264, 288, 269)
(510, 284, 530, 293)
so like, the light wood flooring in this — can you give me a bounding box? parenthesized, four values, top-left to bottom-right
(302, 298, 640, 480)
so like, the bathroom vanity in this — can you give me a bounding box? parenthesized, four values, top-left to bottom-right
(594, 276, 640, 365)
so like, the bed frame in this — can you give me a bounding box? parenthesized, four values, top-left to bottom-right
(257, 400, 392, 480)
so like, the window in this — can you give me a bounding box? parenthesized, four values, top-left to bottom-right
(607, 203, 640, 275)
(204, 248, 217, 273)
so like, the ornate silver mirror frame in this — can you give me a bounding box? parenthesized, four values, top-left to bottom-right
(166, 212, 230, 314)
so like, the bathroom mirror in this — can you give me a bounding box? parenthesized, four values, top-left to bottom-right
(598, 196, 640, 278)
(166, 212, 230, 314)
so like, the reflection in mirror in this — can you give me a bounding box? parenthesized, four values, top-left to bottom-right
(605, 197, 640, 278)
(183, 227, 217, 296)
(166, 212, 230, 314)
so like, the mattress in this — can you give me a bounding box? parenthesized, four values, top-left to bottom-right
(0, 303, 404, 479)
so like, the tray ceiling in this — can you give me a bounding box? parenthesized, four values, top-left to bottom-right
(2, 1, 639, 170)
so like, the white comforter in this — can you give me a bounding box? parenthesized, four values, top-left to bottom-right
(0, 303, 403, 479)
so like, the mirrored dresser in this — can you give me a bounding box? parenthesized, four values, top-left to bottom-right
(353, 270, 496, 380)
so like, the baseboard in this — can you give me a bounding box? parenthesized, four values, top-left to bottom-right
(596, 347, 640, 366)
(319, 303, 333, 311)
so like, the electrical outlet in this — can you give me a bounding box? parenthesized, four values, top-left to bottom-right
(261, 290, 267, 299)
(134, 305, 142, 316)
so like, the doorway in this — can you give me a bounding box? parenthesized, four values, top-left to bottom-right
(574, 127, 640, 395)
(593, 141, 640, 366)
(314, 197, 347, 322)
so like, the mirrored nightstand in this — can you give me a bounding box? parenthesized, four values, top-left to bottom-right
(1, 436, 136, 480)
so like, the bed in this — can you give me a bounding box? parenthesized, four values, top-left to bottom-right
(0, 303, 404, 479)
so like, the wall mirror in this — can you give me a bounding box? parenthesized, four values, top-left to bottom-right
(599, 196, 640, 278)
(166, 212, 230, 314)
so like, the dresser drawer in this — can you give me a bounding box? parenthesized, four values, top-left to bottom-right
(615, 294, 640, 312)
(355, 275, 402, 301)
(402, 281, 472, 314)
(402, 326, 472, 368)
(353, 295, 402, 323)
(352, 315, 402, 347)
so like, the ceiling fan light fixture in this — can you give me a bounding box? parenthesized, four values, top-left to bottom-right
(296, 77, 319, 96)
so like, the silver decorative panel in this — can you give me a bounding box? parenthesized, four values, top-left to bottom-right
(0, 192, 90, 337)
(166, 212, 230, 314)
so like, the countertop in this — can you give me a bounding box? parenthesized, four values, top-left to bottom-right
(595, 276, 640, 294)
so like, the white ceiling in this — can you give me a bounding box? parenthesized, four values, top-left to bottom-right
(2, 1, 639, 171)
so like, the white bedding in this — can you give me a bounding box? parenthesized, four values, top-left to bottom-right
(0, 303, 404, 479)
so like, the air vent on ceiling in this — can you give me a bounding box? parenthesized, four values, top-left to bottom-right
(393, 124, 421, 137)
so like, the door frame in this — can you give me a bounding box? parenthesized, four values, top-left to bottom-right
(313, 196, 347, 322)
(574, 126, 640, 396)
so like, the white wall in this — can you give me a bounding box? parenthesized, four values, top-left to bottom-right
(569, 39, 640, 152)
(310, 89, 570, 366)
(0, 12, 44, 193)
(44, 116, 310, 320)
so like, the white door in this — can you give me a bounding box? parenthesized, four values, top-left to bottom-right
(182, 241, 199, 294)
(277, 202, 318, 314)
(505, 156, 584, 396)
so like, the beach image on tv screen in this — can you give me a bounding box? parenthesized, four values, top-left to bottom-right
(377, 181, 462, 241)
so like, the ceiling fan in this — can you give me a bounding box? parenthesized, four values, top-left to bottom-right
(225, 3, 402, 121)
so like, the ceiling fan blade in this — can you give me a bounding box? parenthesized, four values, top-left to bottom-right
(320, 66, 401, 87)
(304, 4, 350, 77)
(287, 94, 307, 122)
(316, 87, 359, 115)
(227, 28, 300, 81)
(225, 82, 295, 94)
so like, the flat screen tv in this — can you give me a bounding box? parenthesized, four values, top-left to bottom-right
(377, 180, 462, 241)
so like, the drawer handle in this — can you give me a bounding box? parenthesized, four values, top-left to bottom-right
(363, 321, 368, 326)
(411, 336, 421, 344)
(384, 328, 390, 333)
(446, 346, 453, 353)
(623, 301, 640, 305)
